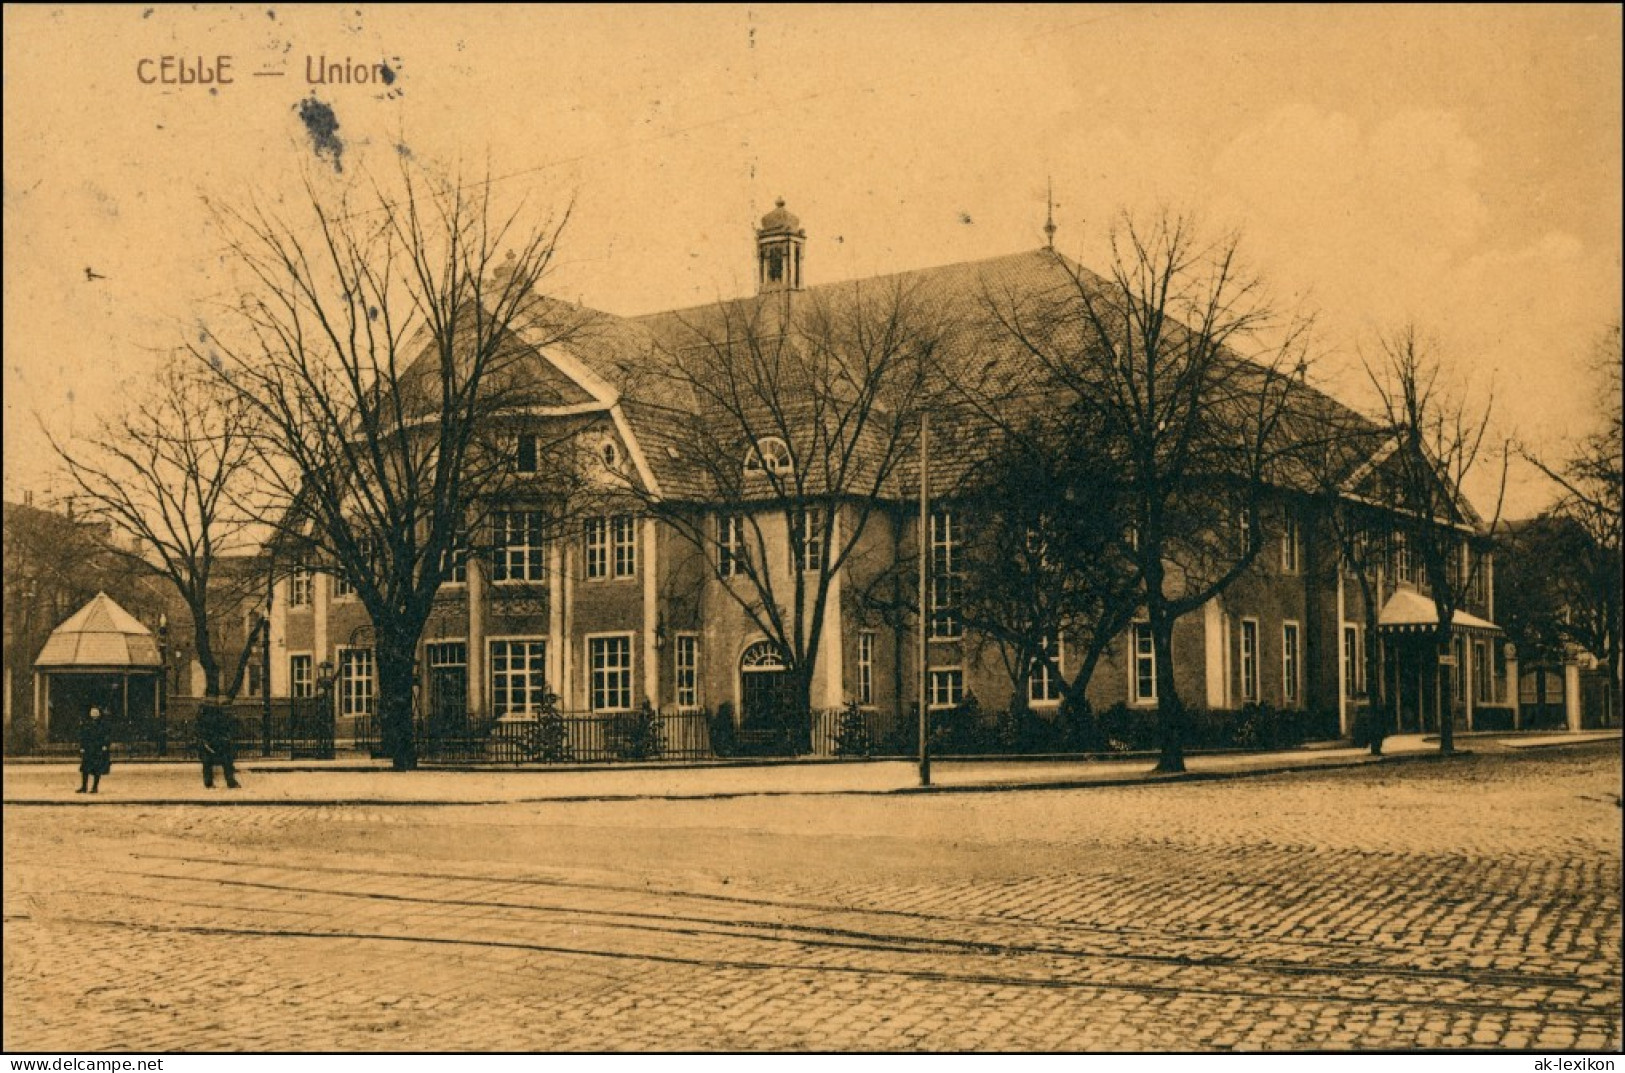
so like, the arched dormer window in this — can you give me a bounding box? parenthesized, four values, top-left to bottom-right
(744, 437, 794, 476)
(600, 441, 621, 469)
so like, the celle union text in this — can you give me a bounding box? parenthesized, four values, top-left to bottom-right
(137, 55, 391, 86)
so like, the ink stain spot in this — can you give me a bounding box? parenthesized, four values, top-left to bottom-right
(378, 63, 395, 85)
(267, 7, 276, 18)
(295, 96, 344, 173)
(142, 7, 153, 17)
(209, 87, 218, 96)
(394, 142, 413, 160)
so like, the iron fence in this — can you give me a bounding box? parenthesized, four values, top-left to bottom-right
(354, 708, 714, 764)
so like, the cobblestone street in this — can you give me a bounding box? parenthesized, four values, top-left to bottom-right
(4, 744, 1620, 1052)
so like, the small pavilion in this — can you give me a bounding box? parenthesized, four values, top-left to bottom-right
(33, 592, 162, 745)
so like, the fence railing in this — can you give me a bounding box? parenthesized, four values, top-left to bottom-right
(354, 708, 714, 764)
(20, 697, 334, 759)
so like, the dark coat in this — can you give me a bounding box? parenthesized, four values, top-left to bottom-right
(79, 715, 112, 776)
(196, 704, 238, 760)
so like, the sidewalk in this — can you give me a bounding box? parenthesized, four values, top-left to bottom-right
(4, 731, 1617, 806)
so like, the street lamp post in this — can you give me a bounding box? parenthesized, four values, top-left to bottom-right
(917, 410, 931, 788)
(156, 614, 169, 757)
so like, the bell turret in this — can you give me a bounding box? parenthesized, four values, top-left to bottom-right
(756, 198, 804, 293)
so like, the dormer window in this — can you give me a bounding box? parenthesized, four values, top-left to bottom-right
(744, 437, 794, 476)
(601, 442, 620, 469)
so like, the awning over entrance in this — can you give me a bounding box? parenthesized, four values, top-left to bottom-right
(1376, 588, 1502, 636)
(33, 592, 162, 670)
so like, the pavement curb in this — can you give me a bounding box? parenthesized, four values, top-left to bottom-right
(1, 745, 1486, 807)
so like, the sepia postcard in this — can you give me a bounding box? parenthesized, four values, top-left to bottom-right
(3, 4, 1620, 1062)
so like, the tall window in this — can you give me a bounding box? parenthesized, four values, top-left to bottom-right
(1240, 619, 1259, 701)
(1393, 533, 1413, 584)
(718, 515, 747, 578)
(674, 634, 700, 710)
(246, 661, 264, 698)
(440, 541, 468, 585)
(493, 510, 546, 583)
(334, 570, 357, 599)
(611, 515, 638, 579)
(584, 518, 609, 580)
(290, 654, 313, 699)
(1281, 513, 1300, 573)
(793, 508, 824, 573)
(589, 635, 633, 712)
(1470, 551, 1487, 604)
(338, 648, 374, 718)
(289, 568, 313, 608)
(1282, 622, 1301, 706)
(490, 639, 548, 717)
(930, 509, 962, 640)
(516, 433, 539, 474)
(928, 668, 964, 709)
(1030, 636, 1064, 705)
(1343, 625, 1364, 699)
(1132, 623, 1157, 704)
(857, 631, 876, 706)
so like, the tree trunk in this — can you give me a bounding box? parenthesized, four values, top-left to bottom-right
(376, 628, 419, 771)
(192, 615, 222, 699)
(786, 663, 815, 754)
(1436, 624, 1455, 755)
(1151, 607, 1186, 774)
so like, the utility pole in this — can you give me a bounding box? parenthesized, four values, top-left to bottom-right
(918, 410, 931, 787)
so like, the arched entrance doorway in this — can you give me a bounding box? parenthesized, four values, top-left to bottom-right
(739, 641, 795, 754)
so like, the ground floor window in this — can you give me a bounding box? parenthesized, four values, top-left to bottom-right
(290, 654, 313, 699)
(674, 634, 700, 710)
(1343, 625, 1364, 699)
(490, 639, 547, 718)
(589, 635, 634, 712)
(1133, 623, 1157, 704)
(1282, 622, 1301, 706)
(857, 631, 876, 706)
(1240, 619, 1259, 701)
(338, 648, 374, 718)
(1030, 636, 1064, 705)
(928, 668, 963, 709)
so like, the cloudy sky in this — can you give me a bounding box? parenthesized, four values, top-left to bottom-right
(4, 4, 1620, 517)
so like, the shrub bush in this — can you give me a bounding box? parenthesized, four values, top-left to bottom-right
(523, 693, 572, 763)
(609, 700, 663, 761)
(833, 700, 874, 757)
(708, 701, 736, 758)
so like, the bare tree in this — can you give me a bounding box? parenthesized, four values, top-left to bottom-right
(625, 280, 939, 740)
(875, 410, 1142, 728)
(1362, 324, 1508, 754)
(1523, 321, 1622, 711)
(44, 361, 267, 702)
(200, 166, 590, 769)
(985, 212, 1309, 772)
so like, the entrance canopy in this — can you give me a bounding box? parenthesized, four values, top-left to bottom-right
(33, 592, 162, 670)
(1376, 588, 1502, 636)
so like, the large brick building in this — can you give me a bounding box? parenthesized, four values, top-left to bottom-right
(267, 202, 1511, 749)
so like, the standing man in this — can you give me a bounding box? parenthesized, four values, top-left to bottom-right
(76, 706, 111, 794)
(197, 699, 242, 789)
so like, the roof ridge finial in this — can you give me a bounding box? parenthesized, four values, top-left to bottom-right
(1043, 177, 1057, 250)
